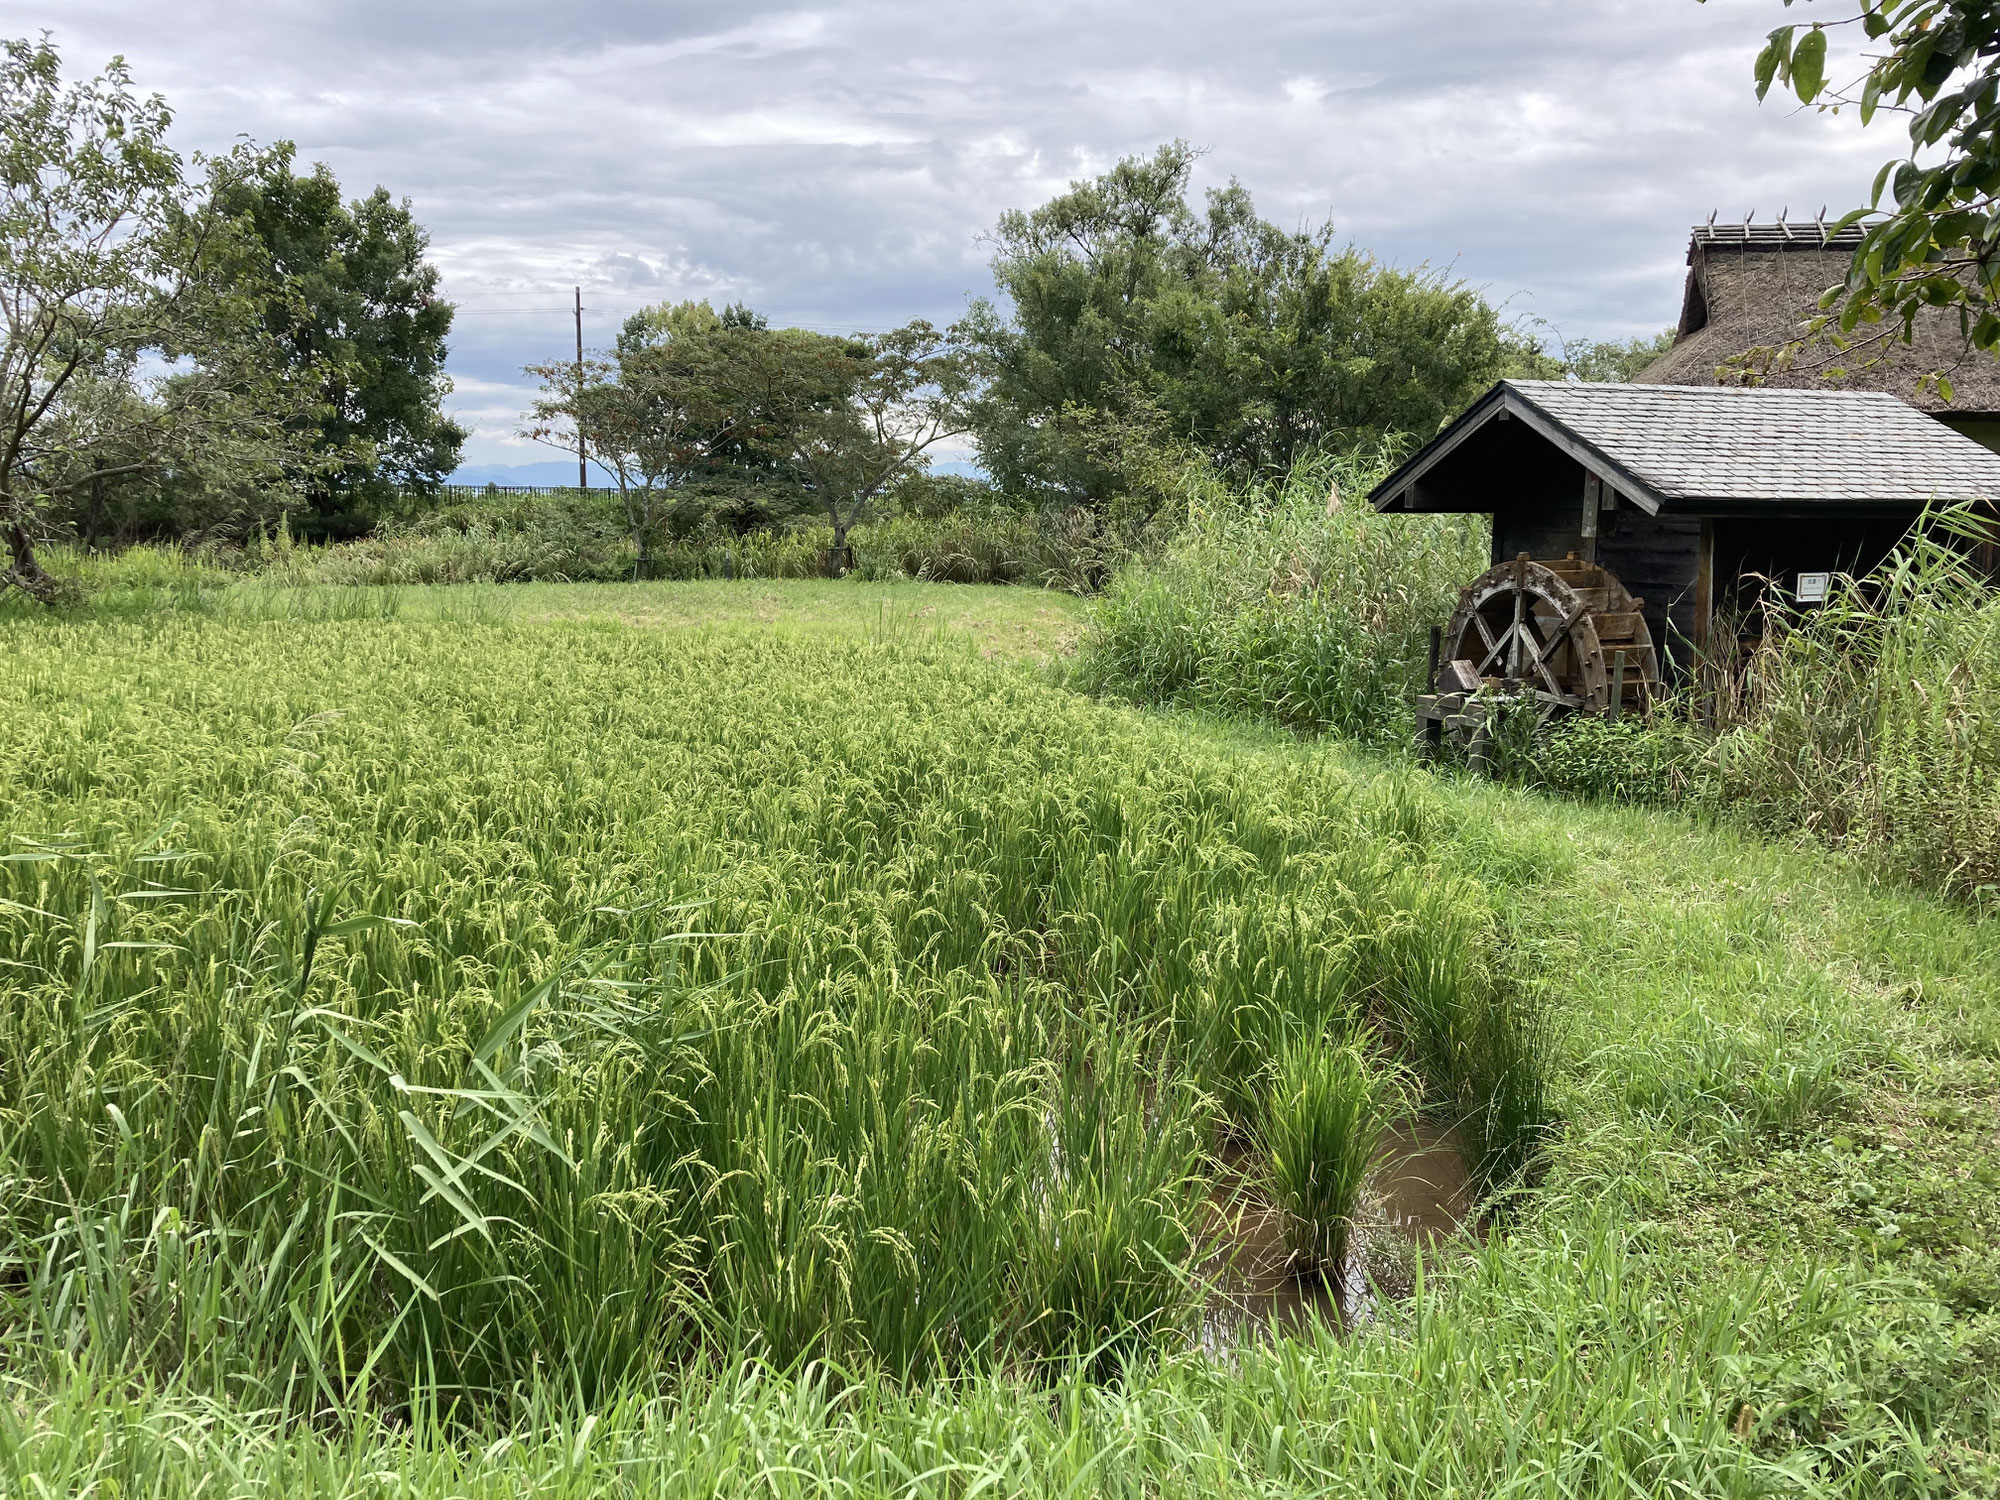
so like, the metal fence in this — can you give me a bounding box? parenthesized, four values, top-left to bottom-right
(432, 484, 592, 502)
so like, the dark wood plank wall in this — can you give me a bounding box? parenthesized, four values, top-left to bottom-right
(1597, 515, 1704, 666)
(1712, 515, 1919, 611)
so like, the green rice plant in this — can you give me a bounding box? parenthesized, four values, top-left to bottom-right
(3, 589, 1999, 1490)
(0, 614, 1500, 1411)
(1258, 1036, 1389, 1276)
(1360, 865, 1553, 1196)
(1456, 977, 1553, 1196)
(1014, 1031, 1210, 1377)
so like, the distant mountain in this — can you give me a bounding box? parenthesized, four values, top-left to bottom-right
(448, 460, 619, 488)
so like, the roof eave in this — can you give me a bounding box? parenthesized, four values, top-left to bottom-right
(1366, 384, 1507, 511)
(1367, 382, 1668, 517)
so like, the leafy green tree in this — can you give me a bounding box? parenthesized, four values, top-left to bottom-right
(736, 319, 983, 564)
(0, 38, 320, 598)
(1743, 1, 2000, 390)
(526, 307, 979, 574)
(968, 143, 1515, 512)
(524, 301, 764, 577)
(1558, 329, 1677, 383)
(217, 145, 462, 530)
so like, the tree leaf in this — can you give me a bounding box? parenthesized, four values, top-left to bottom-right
(1755, 28, 1794, 102)
(1793, 28, 1828, 104)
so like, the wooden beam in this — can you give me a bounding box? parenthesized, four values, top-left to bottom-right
(1694, 518, 1715, 655)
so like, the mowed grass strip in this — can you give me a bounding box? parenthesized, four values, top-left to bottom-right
(0, 609, 1996, 1495)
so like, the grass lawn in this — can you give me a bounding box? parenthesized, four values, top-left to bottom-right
(1, 582, 1995, 1497)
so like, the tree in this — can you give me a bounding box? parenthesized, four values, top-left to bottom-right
(1558, 329, 1677, 383)
(968, 143, 1516, 512)
(1742, 1, 2000, 390)
(523, 301, 766, 576)
(0, 38, 319, 599)
(216, 145, 462, 529)
(737, 320, 983, 564)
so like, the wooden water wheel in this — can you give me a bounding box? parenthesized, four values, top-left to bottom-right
(1418, 552, 1659, 752)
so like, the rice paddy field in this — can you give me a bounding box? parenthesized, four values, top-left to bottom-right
(2, 580, 1998, 1497)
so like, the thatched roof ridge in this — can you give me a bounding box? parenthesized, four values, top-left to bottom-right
(1636, 224, 2000, 415)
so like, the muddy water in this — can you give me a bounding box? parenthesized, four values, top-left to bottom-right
(1203, 1119, 1472, 1345)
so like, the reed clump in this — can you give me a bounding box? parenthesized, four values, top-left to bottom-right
(1070, 449, 1489, 745)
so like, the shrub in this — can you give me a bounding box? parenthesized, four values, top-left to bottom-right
(1527, 711, 1707, 806)
(213, 495, 1133, 592)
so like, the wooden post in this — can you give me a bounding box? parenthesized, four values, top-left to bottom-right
(1694, 519, 1715, 655)
(1581, 474, 1600, 565)
(1694, 518, 1716, 720)
(575, 287, 587, 490)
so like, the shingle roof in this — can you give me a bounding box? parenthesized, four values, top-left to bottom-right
(1367, 379, 2000, 514)
(1507, 380, 2000, 505)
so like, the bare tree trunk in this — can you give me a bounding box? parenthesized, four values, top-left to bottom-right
(4, 520, 61, 603)
(620, 482, 649, 582)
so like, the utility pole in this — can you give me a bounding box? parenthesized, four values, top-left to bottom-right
(574, 286, 587, 489)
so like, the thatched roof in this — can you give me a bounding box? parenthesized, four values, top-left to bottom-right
(1637, 222, 2000, 416)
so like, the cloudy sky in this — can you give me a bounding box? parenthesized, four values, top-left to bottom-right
(12, 1, 1889, 476)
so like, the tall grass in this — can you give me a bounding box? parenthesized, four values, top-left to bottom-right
(1071, 451, 1489, 744)
(1705, 509, 2000, 902)
(1526, 508, 2000, 905)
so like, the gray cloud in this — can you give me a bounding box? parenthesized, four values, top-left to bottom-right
(9, 2, 1889, 468)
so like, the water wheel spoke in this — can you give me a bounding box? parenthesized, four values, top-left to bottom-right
(1521, 608, 1582, 699)
(1469, 611, 1505, 674)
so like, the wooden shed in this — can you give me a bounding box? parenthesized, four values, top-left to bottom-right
(1640, 219, 2000, 453)
(1366, 380, 2000, 729)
